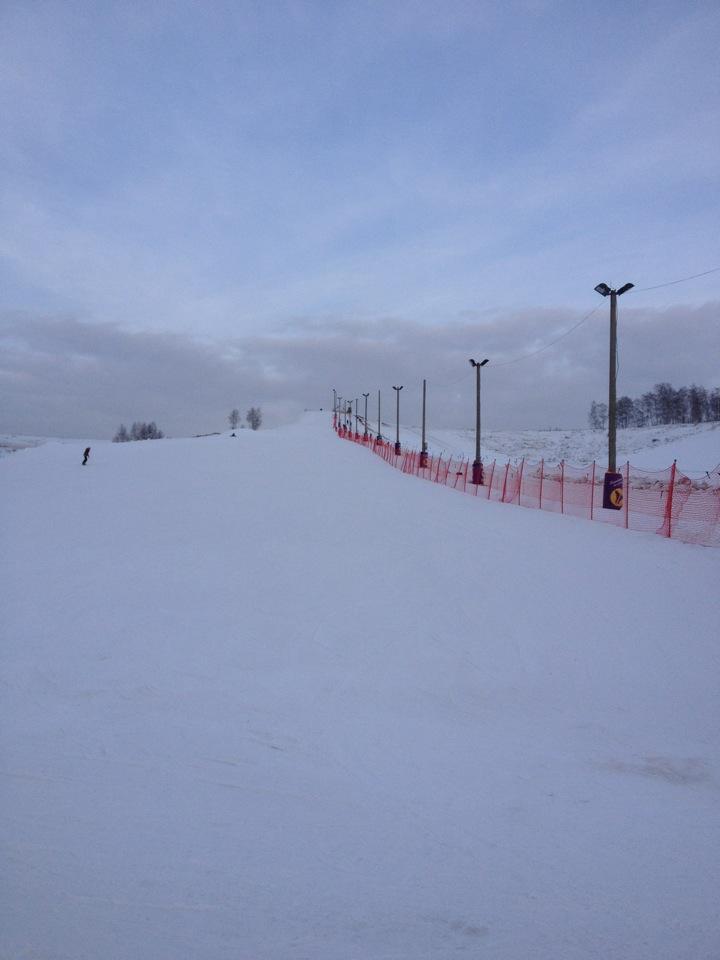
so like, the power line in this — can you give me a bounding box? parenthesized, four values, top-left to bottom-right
(491, 304, 602, 367)
(637, 265, 720, 292)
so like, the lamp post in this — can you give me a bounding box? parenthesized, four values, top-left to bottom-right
(392, 385, 403, 455)
(332, 388, 337, 428)
(362, 393, 370, 439)
(377, 390, 382, 444)
(594, 281, 634, 509)
(354, 398, 359, 438)
(419, 378, 429, 468)
(469, 358, 489, 484)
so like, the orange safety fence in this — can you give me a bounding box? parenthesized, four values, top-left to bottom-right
(333, 419, 720, 548)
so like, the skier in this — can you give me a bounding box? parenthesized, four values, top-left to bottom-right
(82, 447, 91, 465)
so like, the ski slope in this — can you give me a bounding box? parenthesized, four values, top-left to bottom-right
(2, 414, 719, 960)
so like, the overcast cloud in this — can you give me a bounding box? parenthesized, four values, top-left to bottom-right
(2, 302, 718, 439)
(0, 0, 718, 437)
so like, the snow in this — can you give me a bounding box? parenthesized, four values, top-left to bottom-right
(2, 414, 719, 959)
(386, 421, 720, 476)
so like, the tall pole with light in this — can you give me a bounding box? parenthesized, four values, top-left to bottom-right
(354, 398, 359, 438)
(362, 393, 370, 439)
(332, 388, 337, 429)
(594, 281, 634, 509)
(469, 358, 489, 484)
(392, 385, 403, 455)
(419, 378, 429, 468)
(377, 390, 382, 444)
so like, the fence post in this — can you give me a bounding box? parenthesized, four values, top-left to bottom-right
(462, 459, 468, 492)
(487, 459, 496, 499)
(625, 460, 630, 529)
(560, 460, 565, 514)
(590, 460, 596, 521)
(501, 462, 510, 502)
(517, 457, 525, 505)
(539, 458, 544, 510)
(665, 460, 677, 539)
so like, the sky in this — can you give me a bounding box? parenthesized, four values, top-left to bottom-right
(1, 0, 719, 438)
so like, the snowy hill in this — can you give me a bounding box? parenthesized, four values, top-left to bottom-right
(2, 414, 719, 960)
(386, 421, 720, 476)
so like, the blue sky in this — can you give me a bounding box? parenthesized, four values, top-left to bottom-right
(1, 0, 718, 435)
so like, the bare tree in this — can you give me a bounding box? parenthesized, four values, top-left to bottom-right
(588, 401, 607, 430)
(246, 407, 262, 431)
(228, 408, 240, 431)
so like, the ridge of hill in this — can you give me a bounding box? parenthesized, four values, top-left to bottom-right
(3, 419, 719, 474)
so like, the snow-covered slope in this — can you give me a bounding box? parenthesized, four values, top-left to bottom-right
(2, 414, 719, 960)
(388, 421, 720, 475)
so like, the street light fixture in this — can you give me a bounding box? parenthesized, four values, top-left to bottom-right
(392, 385, 403, 455)
(469, 358, 489, 484)
(595, 281, 634, 509)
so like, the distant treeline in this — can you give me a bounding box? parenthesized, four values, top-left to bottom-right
(113, 422, 164, 442)
(589, 383, 720, 430)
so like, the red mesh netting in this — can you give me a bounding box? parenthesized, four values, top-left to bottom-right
(334, 419, 720, 548)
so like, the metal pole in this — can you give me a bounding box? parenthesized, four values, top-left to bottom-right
(475, 361, 481, 465)
(354, 398, 359, 438)
(377, 390, 382, 443)
(608, 290, 617, 473)
(363, 393, 369, 438)
(392, 386, 403, 455)
(595, 280, 632, 508)
(420, 379, 428, 467)
(470, 359, 488, 484)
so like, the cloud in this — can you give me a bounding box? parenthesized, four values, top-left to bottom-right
(1, 304, 718, 439)
(1, 2, 718, 340)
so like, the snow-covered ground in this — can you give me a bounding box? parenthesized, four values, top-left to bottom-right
(374, 421, 720, 476)
(2, 414, 719, 959)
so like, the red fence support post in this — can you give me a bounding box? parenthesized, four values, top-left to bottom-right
(487, 459, 496, 499)
(625, 461, 630, 529)
(590, 460, 596, 521)
(501, 462, 510, 502)
(560, 460, 565, 514)
(517, 457, 525, 505)
(539, 458, 544, 510)
(665, 460, 677, 539)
